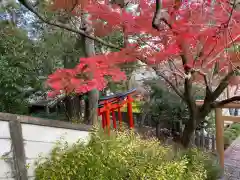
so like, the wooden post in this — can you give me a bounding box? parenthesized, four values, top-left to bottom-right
(46, 106, 49, 114)
(9, 120, 28, 180)
(127, 95, 134, 129)
(212, 134, 215, 151)
(215, 108, 224, 168)
(206, 133, 210, 150)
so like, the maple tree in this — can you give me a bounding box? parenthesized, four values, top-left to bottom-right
(19, 0, 240, 147)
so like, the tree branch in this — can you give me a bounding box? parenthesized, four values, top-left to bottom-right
(211, 70, 236, 101)
(192, 69, 212, 94)
(199, 70, 237, 118)
(179, 52, 198, 121)
(213, 96, 240, 108)
(152, 0, 196, 116)
(212, 68, 240, 108)
(18, 0, 120, 50)
(167, 61, 179, 87)
(152, 0, 161, 30)
(225, 0, 237, 27)
(152, 0, 172, 30)
(135, 54, 185, 101)
(154, 69, 185, 101)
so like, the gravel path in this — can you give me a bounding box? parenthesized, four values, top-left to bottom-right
(221, 136, 240, 180)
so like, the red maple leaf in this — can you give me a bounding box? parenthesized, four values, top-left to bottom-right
(49, 0, 240, 96)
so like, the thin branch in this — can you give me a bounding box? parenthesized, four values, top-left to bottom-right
(213, 96, 240, 108)
(152, 0, 162, 30)
(152, 0, 172, 30)
(198, 0, 237, 68)
(206, 34, 240, 67)
(225, 0, 237, 27)
(134, 54, 185, 101)
(192, 69, 212, 93)
(169, 58, 185, 75)
(234, 84, 240, 95)
(200, 40, 217, 67)
(68, 0, 78, 14)
(154, 70, 185, 100)
(228, 28, 240, 62)
(18, 0, 121, 50)
(136, 35, 160, 51)
(152, 0, 196, 115)
(168, 61, 179, 86)
(137, 35, 183, 87)
(211, 69, 236, 101)
(162, 69, 184, 79)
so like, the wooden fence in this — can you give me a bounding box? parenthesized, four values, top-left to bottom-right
(196, 100, 240, 168)
(192, 130, 216, 152)
(0, 112, 91, 180)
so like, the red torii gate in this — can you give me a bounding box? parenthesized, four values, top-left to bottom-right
(98, 88, 136, 134)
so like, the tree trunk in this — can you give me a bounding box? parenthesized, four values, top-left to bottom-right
(181, 114, 206, 148)
(86, 90, 99, 125)
(62, 40, 83, 121)
(64, 96, 81, 121)
(59, 12, 99, 123)
(58, 15, 84, 121)
(84, 98, 89, 123)
(181, 119, 196, 148)
(81, 14, 99, 125)
(63, 50, 81, 120)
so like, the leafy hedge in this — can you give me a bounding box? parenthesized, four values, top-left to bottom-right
(35, 129, 221, 180)
(224, 123, 240, 149)
(148, 83, 189, 123)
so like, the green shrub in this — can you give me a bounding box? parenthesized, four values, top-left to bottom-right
(35, 129, 221, 180)
(224, 123, 240, 148)
(224, 130, 234, 141)
(142, 82, 189, 130)
(178, 149, 222, 180)
(230, 123, 240, 132)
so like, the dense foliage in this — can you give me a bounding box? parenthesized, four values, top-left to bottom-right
(142, 81, 207, 127)
(35, 129, 221, 180)
(41, 0, 240, 146)
(0, 20, 84, 114)
(224, 123, 240, 149)
(0, 1, 88, 115)
(0, 23, 40, 113)
(147, 82, 189, 124)
(49, 0, 240, 95)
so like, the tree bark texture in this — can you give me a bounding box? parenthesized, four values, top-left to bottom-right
(81, 14, 99, 125)
(64, 96, 81, 121)
(59, 12, 99, 123)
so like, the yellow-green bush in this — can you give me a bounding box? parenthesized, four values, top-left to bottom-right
(35, 129, 221, 180)
(224, 123, 240, 149)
